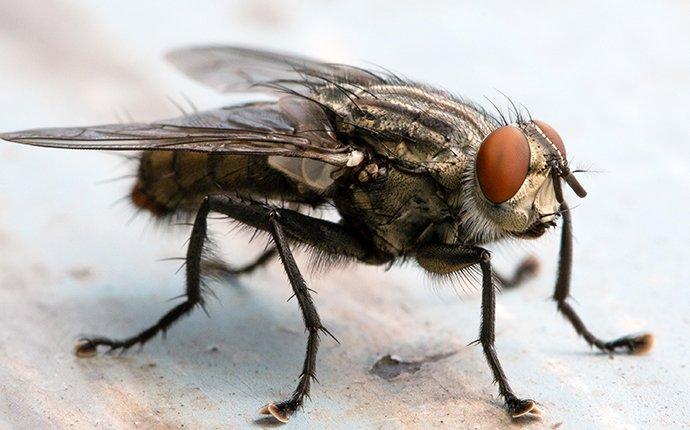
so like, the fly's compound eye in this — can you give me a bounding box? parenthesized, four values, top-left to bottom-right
(476, 126, 531, 204)
(533, 119, 566, 158)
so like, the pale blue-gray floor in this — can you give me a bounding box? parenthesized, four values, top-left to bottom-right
(0, 1, 688, 429)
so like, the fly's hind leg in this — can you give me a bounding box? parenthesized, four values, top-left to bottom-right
(494, 255, 540, 289)
(75, 197, 214, 357)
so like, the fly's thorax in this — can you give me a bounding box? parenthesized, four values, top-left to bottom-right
(453, 122, 563, 244)
(318, 85, 491, 184)
(314, 82, 494, 173)
(333, 162, 451, 256)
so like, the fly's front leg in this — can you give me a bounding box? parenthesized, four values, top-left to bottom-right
(416, 245, 539, 418)
(75, 197, 213, 356)
(554, 203, 653, 354)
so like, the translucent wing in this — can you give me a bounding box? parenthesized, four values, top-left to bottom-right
(165, 45, 384, 94)
(0, 96, 356, 166)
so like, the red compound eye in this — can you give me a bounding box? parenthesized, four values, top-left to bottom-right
(476, 126, 531, 204)
(533, 119, 566, 158)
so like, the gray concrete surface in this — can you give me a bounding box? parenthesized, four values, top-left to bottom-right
(0, 1, 688, 429)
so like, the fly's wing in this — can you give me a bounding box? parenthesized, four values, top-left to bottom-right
(0, 96, 358, 167)
(165, 45, 384, 94)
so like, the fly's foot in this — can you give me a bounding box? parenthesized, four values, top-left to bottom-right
(603, 332, 654, 355)
(74, 336, 136, 357)
(259, 401, 299, 423)
(74, 338, 98, 358)
(505, 394, 541, 419)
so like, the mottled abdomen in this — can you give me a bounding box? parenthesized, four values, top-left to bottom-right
(130, 151, 320, 216)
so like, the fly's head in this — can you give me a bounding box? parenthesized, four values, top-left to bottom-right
(468, 119, 587, 240)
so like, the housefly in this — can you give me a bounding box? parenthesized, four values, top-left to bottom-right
(0, 46, 653, 422)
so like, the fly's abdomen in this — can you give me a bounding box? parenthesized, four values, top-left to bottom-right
(131, 151, 309, 216)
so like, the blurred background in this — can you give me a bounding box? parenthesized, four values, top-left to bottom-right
(0, 1, 688, 428)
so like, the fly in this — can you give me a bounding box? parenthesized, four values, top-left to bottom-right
(0, 46, 653, 422)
